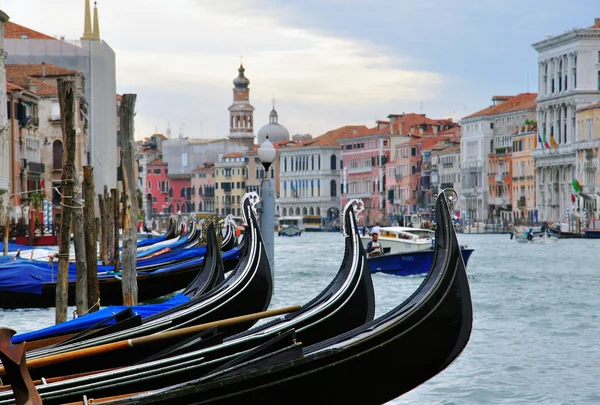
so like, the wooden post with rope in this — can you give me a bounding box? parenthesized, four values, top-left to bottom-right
(83, 166, 100, 312)
(55, 79, 77, 324)
(97, 194, 107, 265)
(119, 94, 138, 306)
(112, 188, 120, 272)
(3, 218, 8, 256)
(72, 175, 88, 315)
(106, 187, 114, 266)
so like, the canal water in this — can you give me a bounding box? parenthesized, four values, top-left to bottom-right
(1, 231, 599, 404)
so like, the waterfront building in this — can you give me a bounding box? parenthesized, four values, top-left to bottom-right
(340, 127, 390, 227)
(6, 63, 87, 224)
(138, 134, 166, 219)
(214, 153, 246, 217)
(511, 121, 539, 225)
(531, 18, 600, 222)
(0, 10, 10, 223)
(575, 102, 600, 225)
(487, 93, 538, 223)
(192, 163, 216, 214)
(433, 140, 461, 205)
(386, 137, 420, 221)
(146, 159, 169, 216)
(166, 174, 193, 214)
(279, 126, 365, 228)
(4, 1, 117, 195)
(162, 137, 247, 175)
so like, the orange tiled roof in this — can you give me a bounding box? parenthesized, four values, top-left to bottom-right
(589, 18, 600, 28)
(148, 159, 167, 166)
(116, 94, 123, 101)
(464, 93, 537, 119)
(4, 22, 56, 40)
(223, 152, 245, 158)
(6, 64, 80, 97)
(390, 113, 457, 136)
(6, 82, 25, 94)
(291, 125, 369, 148)
(7, 63, 79, 78)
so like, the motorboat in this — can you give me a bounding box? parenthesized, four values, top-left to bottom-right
(360, 226, 435, 254)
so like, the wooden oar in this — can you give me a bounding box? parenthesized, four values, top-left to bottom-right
(0, 305, 300, 377)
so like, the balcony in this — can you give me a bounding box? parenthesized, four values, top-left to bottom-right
(394, 173, 403, 181)
(442, 162, 453, 168)
(345, 192, 371, 199)
(495, 174, 503, 183)
(28, 161, 45, 174)
(348, 166, 372, 174)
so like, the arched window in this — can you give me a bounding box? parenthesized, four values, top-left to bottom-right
(53, 140, 63, 170)
(316, 207, 321, 216)
(318, 155, 321, 170)
(302, 207, 308, 215)
(169, 188, 174, 197)
(309, 207, 314, 215)
(295, 207, 300, 215)
(330, 179, 337, 197)
(181, 188, 186, 198)
(290, 157, 294, 172)
(284, 157, 287, 172)
(330, 155, 336, 170)
(282, 207, 287, 216)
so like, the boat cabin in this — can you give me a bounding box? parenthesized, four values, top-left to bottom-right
(278, 216, 304, 232)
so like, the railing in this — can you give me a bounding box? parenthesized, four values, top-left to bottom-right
(495, 174, 503, 183)
(28, 161, 45, 173)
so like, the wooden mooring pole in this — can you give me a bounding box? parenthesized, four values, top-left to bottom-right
(119, 94, 138, 306)
(55, 79, 77, 324)
(72, 177, 88, 315)
(112, 188, 120, 272)
(3, 218, 8, 256)
(98, 194, 107, 265)
(83, 166, 100, 312)
(106, 187, 114, 266)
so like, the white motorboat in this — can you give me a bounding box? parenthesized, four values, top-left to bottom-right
(360, 226, 435, 254)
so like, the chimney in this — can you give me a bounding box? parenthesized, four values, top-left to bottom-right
(41, 62, 46, 77)
(595, 18, 600, 27)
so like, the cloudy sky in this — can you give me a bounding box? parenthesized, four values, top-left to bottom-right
(3, 0, 598, 140)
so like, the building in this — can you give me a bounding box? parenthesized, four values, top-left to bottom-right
(279, 126, 366, 228)
(386, 138, 421, 221)
(146, 159, 169, 216)
(4, 0, 117, 195)
(486, 93, 538, 223)
(166, 173, 193, 214)
(575, 102, 600, 225)
(162, 137, 247, 175)
(531, 18, 600, 222)
(228, 65, 255, 148)
(257, 104, 290, 145)
(512, 121, 538, 224)
(192, 163, 216, 214)
(0, 10, 10, 223)
(138, 134, 166, 219)
(214, 153, 246, 217)
(434, 141, 461, 202)
(340, 127, 390, 227)
(6, 63, 87, 223)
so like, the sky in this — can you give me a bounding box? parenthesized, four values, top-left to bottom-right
(2, 0, 599, 141)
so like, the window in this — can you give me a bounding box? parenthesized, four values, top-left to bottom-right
(330, 155, 336, 170)
(148, 181, 152, 190)
(330, 179, 337, 197)
(598, 71, 600, 91)
(52, 140, 63, 170)
(51, 100, 61, 121)
(182, 152, 188, 167)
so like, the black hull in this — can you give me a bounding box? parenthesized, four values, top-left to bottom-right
(6, 198, 376, 405)
(106, 191, 472, 405)
(13, 195, 273, 383)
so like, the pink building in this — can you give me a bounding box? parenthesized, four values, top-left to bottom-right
(146, 159, 169, 216)
(167, 174, 193, 214)
(340, 131, 391, 226)
(192, 163, 216, 213)
(386, 137, 422, 219)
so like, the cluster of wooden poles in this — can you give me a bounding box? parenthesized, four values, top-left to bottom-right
(53, 80, 139, 325)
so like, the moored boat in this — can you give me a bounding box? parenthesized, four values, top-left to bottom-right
(583, 229, 600, 239)
(360, 226, 435, 254)
(368, 246, 474, 276)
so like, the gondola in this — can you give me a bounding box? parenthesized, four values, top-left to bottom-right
(87, 189, 472, 405)
(2, 192, 273, 381)
(0, 220, 238, 309)
(9, 222, 227, 348)
(0, 197, 375, 404)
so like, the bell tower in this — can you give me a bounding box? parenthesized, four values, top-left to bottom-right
(228, 64, 255, 148)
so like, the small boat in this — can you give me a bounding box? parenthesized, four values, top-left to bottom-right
(583, 229, 600, 239)
(360, 226, 435, 254)
(277, 216, 303, 237)
(368, 246, 474, 276)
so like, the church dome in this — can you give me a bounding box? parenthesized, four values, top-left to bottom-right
(233, 64, 250, 88)
(257, 107, 290, 144)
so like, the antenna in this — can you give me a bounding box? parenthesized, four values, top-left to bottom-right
(272, 93, 276, 109)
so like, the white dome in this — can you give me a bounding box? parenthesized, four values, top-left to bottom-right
(257, 107, 289, 144)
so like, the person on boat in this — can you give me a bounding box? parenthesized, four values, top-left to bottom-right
(366, 233, 383, 257)
(370, 222, 382, 236)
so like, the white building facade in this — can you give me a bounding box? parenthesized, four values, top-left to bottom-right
(278, 144, 341, 227)
(459, 116, 494, 224)
(531, 19, 600, 222)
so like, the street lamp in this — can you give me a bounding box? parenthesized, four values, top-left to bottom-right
(257, 136, 276, 282)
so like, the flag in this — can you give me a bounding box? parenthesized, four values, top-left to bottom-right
(572, 179, 582, 193)
(537, 131, 543, 148)
(542, 129, 550, 149)
(571, 194, 576, 204)
(549, 130, 558, 148)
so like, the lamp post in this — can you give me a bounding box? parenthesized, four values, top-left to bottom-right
(257, 136, 276, 283)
